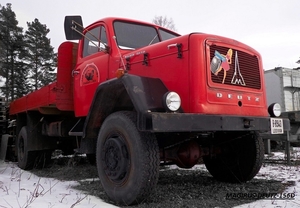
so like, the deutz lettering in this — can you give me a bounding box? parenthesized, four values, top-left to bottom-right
(216, 93, 259, 102)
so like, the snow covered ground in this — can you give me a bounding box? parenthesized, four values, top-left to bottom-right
(0, 161, 117, 208)
(235, 150, 300, 208)
(0, 149, 300, 208)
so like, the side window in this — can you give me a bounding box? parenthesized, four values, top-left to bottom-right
(159, 29, 179, 41)
(100, 27, 108, 50)
(82, 26, 108, 57)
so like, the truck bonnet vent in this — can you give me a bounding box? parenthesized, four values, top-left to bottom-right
(210, 45, 261, 89)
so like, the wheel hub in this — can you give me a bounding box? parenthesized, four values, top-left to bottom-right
(102, 136, 129, 182)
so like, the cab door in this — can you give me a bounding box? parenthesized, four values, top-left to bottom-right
(73, 24, 109, 117)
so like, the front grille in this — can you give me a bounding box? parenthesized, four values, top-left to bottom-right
(210, 45, 261, 89)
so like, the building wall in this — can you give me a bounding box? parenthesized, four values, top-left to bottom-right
(265, 67, 300, 112)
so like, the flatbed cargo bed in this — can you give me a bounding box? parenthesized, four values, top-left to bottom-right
(9, 82, 57, 115)
(9, 42, 77, 116)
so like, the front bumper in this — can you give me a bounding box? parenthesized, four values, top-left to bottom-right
(150, 113, 290, 133)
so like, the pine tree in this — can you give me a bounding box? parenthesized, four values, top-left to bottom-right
(0, 3, 29, 101)
(24, 18, 56, 91)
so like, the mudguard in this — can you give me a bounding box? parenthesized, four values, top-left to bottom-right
(83, 74, 170, 140)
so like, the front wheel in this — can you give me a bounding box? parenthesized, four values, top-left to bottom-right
(203, 132, 264, 183)
(96, 111, 160, 205)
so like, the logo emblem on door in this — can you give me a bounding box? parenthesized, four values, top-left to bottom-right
(80, 63, 100, 86)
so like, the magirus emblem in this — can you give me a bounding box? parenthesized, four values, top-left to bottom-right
(231, 51, 246, 86)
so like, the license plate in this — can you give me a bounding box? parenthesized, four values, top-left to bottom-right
(270, 118, 284, 134)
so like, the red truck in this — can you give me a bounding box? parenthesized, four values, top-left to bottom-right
(8, 16, 289, 205)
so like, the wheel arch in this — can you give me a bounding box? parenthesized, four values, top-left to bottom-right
(15, 111, 57, 152)
(83, 74, 170, 141)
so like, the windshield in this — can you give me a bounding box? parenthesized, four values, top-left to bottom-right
(114, 21, 179, 50)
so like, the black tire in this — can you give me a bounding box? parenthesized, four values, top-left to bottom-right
(17, 126, 37, 170)
(203, 132, 264, 183)
(35, 150, 53, 168)
(96, 111, 160, 205)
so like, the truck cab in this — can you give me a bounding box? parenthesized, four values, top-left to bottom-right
(70, 17, 180, 117)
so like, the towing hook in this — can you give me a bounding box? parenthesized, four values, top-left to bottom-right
(243, 118, 254, 128)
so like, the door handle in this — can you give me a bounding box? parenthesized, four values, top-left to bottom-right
(72, 69, 80, 77)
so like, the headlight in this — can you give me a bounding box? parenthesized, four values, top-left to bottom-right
(163, 91, 181, 112)
(268, 103, 281, 117)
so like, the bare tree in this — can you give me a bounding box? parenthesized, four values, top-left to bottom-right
(152, 15, 176, 31)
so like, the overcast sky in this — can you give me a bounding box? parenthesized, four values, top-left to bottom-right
(3, 0, 300, 70)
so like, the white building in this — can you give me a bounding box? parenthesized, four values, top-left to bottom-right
(265, 67, 300, 112)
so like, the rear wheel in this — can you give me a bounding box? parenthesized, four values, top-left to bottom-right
(203, 132, 264, 182)
(96, 111, 160, 205)
(17, 126, 37, 170)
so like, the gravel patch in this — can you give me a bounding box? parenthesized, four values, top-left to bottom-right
(30, 154, 292, 208)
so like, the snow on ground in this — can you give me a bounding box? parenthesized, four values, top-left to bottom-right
(235, 149, 300, 208)
(1, 149, 300, 208)
(0, 161, 117, 208)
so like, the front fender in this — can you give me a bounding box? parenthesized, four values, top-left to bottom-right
(83, 74, 171, 140)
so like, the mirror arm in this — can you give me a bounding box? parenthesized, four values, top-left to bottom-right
(72, 20, 109, 53)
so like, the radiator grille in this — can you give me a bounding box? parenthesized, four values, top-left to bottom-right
(210, 45, 261, 89)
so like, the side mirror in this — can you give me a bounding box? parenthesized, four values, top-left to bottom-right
(64, 16, 83, 40)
